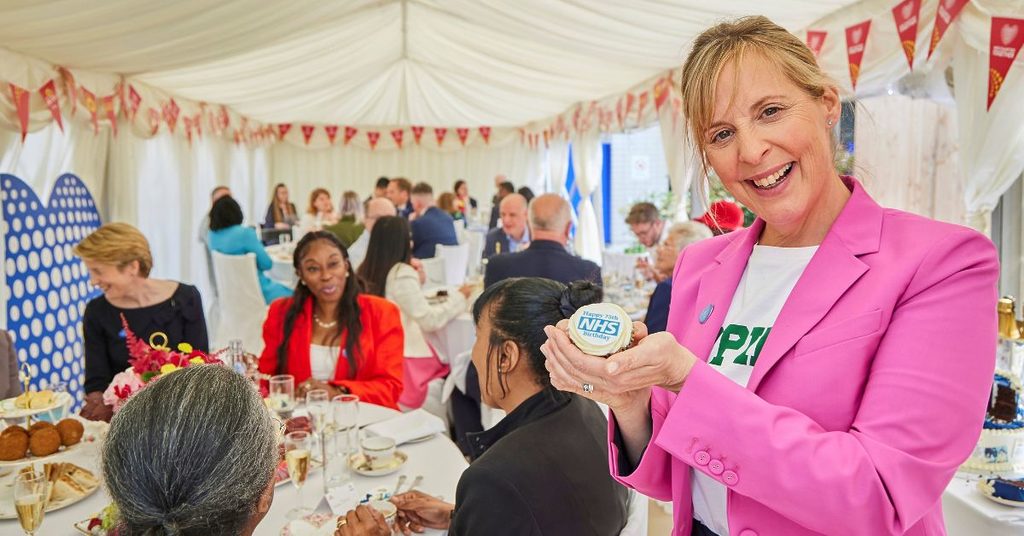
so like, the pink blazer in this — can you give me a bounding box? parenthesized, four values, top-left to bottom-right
(610, 178, 999, 535)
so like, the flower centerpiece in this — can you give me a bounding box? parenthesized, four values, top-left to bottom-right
(102, 314, 222, 411)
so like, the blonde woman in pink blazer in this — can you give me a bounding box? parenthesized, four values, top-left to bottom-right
(542, 16, 999, 536)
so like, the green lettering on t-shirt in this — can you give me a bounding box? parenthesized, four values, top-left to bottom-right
(710, 324, 771, 368)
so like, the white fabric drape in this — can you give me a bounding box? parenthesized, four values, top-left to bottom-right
(570, 132, 603, 263)
(656, 98, 701, 221)
(854, 94, 965, 226)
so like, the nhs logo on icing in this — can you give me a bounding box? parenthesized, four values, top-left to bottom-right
(576, 312, 621, 341)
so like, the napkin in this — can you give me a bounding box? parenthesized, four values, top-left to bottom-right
(363, 409, 445, 445)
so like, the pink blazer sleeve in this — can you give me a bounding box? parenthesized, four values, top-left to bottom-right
(610, 227, 998, 535)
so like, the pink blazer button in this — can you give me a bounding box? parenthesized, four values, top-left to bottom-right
(693, 450, 711, 466)
(708, 459, 724, 475)
(722, 470, 739, 486)
(738, 530, 758, 536)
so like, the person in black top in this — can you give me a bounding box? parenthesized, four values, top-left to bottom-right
(342, 278, 628, 536)
(74, 223, 208, 421)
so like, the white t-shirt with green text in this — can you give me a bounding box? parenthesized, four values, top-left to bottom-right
(692, 244, 818, 535)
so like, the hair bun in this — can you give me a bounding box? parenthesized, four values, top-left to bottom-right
(558, 280, 603, 318)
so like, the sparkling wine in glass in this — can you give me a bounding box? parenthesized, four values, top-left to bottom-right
(14, 471, 47, 535)
(284, 431, 313, 520)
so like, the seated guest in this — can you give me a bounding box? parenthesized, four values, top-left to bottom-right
(409, 182, 458, 259)
(348, 278, 628, 535)
(453, 179, 477, 220)
(74, 223, 208, 422)
(366, 176, 389, 203)
(695, 199, 746, 235)
(644, 221, 713, 334)
(103, 365, 277, 535)
(387, 177, 414, 219)
(484, 194, 601, 287)
(258, 231, 404, 409)
(348, 198, 397, 271)
(0, 329, 22, 399)
(517, 186, 535, 204)
(438, 192, 463, 222)
(482, 193, 529, 258)
(208, 196, 293, 305)
(625, 202, 665, 250)
(263, 183, 298, 230)
(358, 216, 473, 410)
(301, 187, 340, 230)
(488, 179, 515, 230)
(324, 190, 365, 247)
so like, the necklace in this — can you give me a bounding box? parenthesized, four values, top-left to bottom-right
(313, 314, 338, 329)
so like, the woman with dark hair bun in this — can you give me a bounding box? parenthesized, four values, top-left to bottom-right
(208, 195, 292, 304)
(357, 277, 629, 536)
(257, 231, 404, 409)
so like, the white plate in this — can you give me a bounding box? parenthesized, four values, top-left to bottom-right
(0, 392, 72, 420)
(978, 478, 1024, 507)
(0, 438, 88, 468)
(349, 451, 408, 477)
(0, 469, 100, 519)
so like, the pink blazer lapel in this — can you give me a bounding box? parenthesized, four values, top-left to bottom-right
(746, 178, 883, 392)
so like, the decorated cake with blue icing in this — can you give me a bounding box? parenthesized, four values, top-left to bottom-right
(963, 371, 1024, 473)
(978, 477, 1024, 506)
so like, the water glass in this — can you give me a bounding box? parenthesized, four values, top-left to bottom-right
(322, 428, 356, 493)
(269, 375, 296, 419)
(331, 394, 359, 453)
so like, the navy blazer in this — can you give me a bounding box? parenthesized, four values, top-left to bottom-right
(644, 279, 672, 333)
(482, 228, 513, 259)
(484, 239, 601, 288)
(411, 207, 458, 259)
(397, 202, 414, 220)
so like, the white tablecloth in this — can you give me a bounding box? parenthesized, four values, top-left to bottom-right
(266, 243, 297, 287)
(0, 406, 468, 535)
(943, 474, 1024, 535)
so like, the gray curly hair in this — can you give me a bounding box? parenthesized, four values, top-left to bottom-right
(102, 365, 277, 535)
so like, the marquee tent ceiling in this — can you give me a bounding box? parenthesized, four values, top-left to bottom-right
(0, 0, 860, 127)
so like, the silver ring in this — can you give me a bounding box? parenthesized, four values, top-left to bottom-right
(582, 383, 594, 393)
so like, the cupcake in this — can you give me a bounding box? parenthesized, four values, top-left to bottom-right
(567, 303, 633, 357)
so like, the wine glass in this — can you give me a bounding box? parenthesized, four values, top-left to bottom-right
(268, 375, 296, 420)
(14, 471, 47, 535)
(306, 389, 330, 465)
(284, 431, 313, 520)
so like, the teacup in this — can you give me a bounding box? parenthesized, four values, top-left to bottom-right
(361, 436, 397, 469)
(370, 499, 398, 523)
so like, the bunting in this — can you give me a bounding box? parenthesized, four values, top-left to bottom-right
(8, 83, 29, 141)
(845, 20, 872, 90)
(39, 80, 63, 132)
(928, 0, 970, 59)
(891, 0, 922, 70)
(344, 126, 358, 145)
(325, 125, 339, 144)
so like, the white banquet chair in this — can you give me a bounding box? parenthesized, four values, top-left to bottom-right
(435, 243, 470, 285)
(619, 488, 650, 536)
(210, 251, 268, 354)
(420, 256, 446, 288)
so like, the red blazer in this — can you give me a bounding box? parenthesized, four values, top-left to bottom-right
(258, 294, 404, 409)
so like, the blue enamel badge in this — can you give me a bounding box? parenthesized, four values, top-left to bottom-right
(699, 304, 714, 324)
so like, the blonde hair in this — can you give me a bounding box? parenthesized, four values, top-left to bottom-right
(680, 16, 835, 175)
(664, 221, 713, 255)
(437, 192, 457, 213)
(73, 222, 153, 277)
(307, 187, 331, 215)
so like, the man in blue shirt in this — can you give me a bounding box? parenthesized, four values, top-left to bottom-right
(410, 182, 458, 259)
(482, 193, 529, 258)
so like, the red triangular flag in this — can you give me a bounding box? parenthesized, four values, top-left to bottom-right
(411, 126, 424, 145)
(615, 98, 625, 128)
(301, 124, 315, 145)
(845, 20, 872, 90)
(625, 93, 636, 119)
(806, 31, 827, 57)
(654, 78, 670, 111)
(102, 95, 117, 137)
(278, 123, 292, 140)
(148, 108, 160, 135)
(479, 126, 491, 144)
(82, 88, 99, 134)
(928, 0, 970, 59)
(126, 85, 141, 121)
(391, 129, 404, 149)
(218, 105, 230, 131)
(367, 131, 380, 149)
(8, 83, 29, 141)
(637, 92, 649, 122)
(434, 128, 447, 147)
(543, 129, 551, 148)
(892, 0, 922, 71)
(456, 128, 469, 146)
(344, 126, 358, 145)
(192, 113, 202, 138)
(988, 17, 1024, 110)
(163, 98, 179, 133)
(183, 116, 193, 145)
(38, 80, 63, 133)
(325, 125, 339, 144)
(57, 67, 77, 118)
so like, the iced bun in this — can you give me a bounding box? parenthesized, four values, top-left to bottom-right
(567, 303, 633, 357)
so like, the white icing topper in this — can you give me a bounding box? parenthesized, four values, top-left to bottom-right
(568, 303, 633, 357)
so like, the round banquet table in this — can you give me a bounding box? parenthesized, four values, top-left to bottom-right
(266, 243, 298, 287)
(0, 406, 468, 535)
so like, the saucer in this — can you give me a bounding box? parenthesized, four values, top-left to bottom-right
(349, 451, 408, 477)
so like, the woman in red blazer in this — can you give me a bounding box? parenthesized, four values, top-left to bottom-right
(258, 231, 404, 409)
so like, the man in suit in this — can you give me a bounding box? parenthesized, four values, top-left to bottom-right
(410, 182, 458, 259)
(488, 178, 515, 230)
(482, 193, 529, 259)
(387, 177, 414, 219)
(484, 193, 601, 287)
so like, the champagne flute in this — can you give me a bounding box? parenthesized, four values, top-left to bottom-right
(284, 431, 313, 520)
(14, 471, 47, 535)
(268, 375, 296, 420)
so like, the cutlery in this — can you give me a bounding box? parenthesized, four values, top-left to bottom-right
(393, 475, 407, 495)
(407, 475, 423, 492)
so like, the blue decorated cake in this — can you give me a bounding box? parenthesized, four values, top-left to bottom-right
(979, 477, 1024, 506)
(963, 372, 1024, 473)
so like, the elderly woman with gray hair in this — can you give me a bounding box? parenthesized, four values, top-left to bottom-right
(102, 365, 278, 535)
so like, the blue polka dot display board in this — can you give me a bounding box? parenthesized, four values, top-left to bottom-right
(1, 174, 102, 411)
